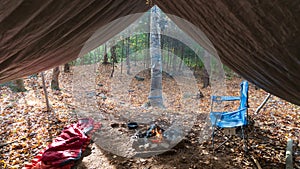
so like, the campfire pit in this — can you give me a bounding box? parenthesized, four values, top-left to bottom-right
(138, 124, 165, 140)
(92, 109, 195, 158)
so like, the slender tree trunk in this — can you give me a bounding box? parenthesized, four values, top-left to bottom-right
(126, 36, 131, 75)
(135, 34, 138, 66)
(166, 37, 170, 70)
(96, 47, 101, 62)
(149, 6, 164, 108)
(121, 38, 124, 74)
(172, 41, 178, 72)
(41, 72, 51, 111)
(111, 45, 116, 77)
(64, 63, 70, 73)
(144, 34, 147, 68)
(161, 34, 164, 65)
(103, 43, 108, 64)
(88, 52, 92, 64)
(146, 32, 150, 68)
(202, 50, 210, 88)
(178, 44, 184, 71)
(51, 67, 60, 90)
(13, 79, 26, 92)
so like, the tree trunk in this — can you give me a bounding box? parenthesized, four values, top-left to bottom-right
(166, 36, 170, 70)
(64, 63, 70, 73)
(144, 34, 147, 68)
(149, 6, 164, 108)
(202, 50, 210, 88)
(96, 47, 101, 62)
(172, 41, 178, 72)
(135, 34, 138, 66)
(103, 43, 109, 64)
(178, 44, 184, 71)
(146, 32, 150, 68)
(13, 79, 26, 92)
(41, 72, 51, 111)
(121, 38, 124, 74)
(161, 34, 164, 65)
(51, 67, 60, 90)
(126, 36, 131, 75)
(111, 45, 116, 77)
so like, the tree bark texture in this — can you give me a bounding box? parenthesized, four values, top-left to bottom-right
(13, 79, 26, 92)
(149, 6, 164, 108)
(51, 67, 60, 90)
(64, 63, 70, 73)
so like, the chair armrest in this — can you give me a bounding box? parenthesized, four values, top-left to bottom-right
(211, 96, 240, 102)
(221, 107, 247, 116)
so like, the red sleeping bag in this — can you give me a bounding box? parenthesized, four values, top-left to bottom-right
(23, 118, 101, 169)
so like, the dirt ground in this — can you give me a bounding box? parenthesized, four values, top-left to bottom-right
(74, 64, 299, 169)
(0, 64, 299, 169)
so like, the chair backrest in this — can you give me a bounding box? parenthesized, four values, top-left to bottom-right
(239, 81, 249, 110)
(210, 81, 249, 128)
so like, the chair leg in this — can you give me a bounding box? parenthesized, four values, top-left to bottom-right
(241, 126, 248, 152)
(212, 126, 215, 154)
(212, 127, 232, 151)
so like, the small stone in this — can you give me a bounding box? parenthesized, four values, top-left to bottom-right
(140, 158, 146, 162)
(144, 143, 150, 149)
(134, 75, 145, 81)
(98, 93, 107, 100)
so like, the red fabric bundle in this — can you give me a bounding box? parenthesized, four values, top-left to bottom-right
(23, 118, 100, 169)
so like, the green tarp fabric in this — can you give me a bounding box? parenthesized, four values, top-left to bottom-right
(0, 0, 299, 105)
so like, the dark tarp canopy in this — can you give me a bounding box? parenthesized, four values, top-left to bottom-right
(0, 0, 299, 105)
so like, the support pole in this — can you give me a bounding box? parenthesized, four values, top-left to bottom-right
(286, 138, 293, 169)
(255, 93, 271, 114)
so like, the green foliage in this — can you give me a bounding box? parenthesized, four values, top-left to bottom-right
(74, 33, 205, 69)
(223, 65, 235, 80)
(0, 80, 27, 92)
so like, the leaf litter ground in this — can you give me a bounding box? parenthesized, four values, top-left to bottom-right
(0, 64, 299, 169)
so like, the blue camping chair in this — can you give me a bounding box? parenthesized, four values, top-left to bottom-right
(210, 81, 249, 151)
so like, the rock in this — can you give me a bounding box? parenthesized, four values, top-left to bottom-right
(140, 158, 147, 162)
(86, 91, 96, 97)
(139, 145, 144, 149)
(98, 93, 107, 100)
(144, 143, 150, 149)
(134, 75, 145, 81)
(196, 91, 204, 99)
